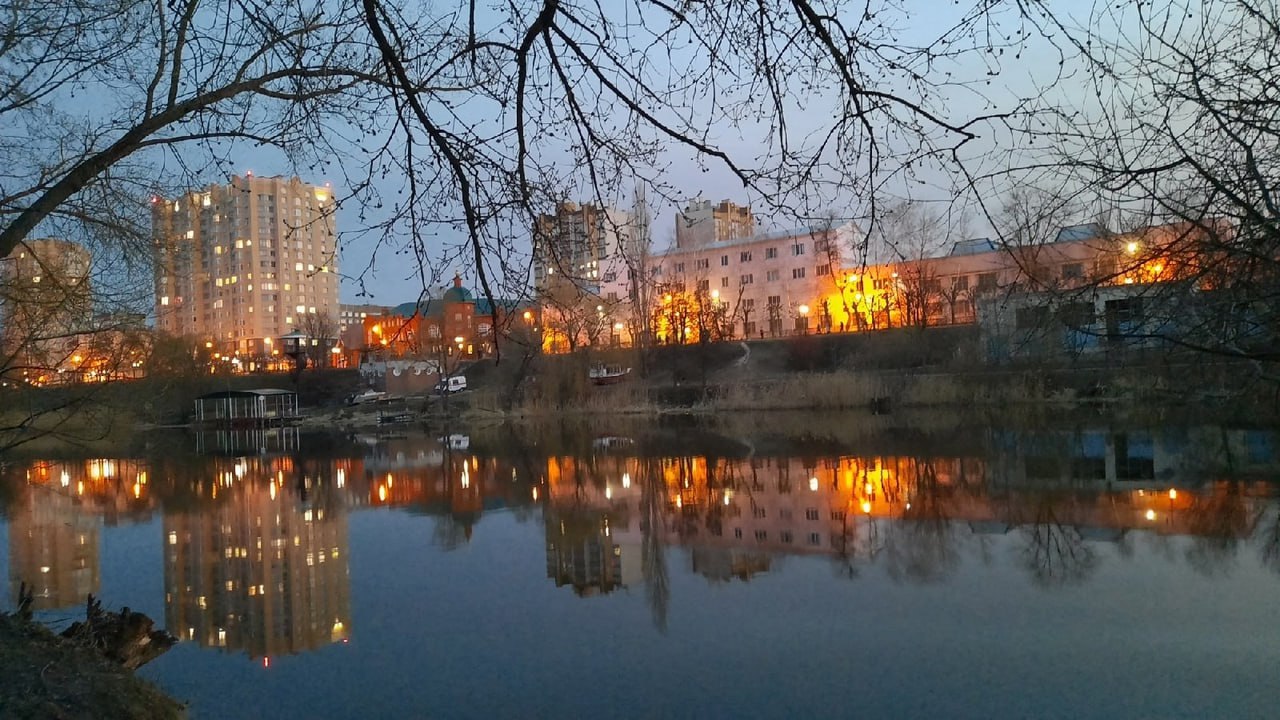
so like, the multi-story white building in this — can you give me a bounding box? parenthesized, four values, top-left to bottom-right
(152, 174, 339, 357)
(651, 221, 862, 339)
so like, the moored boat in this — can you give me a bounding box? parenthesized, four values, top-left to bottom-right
(589, 365, 631, 385)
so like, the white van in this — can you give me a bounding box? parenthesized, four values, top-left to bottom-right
(435, 375, 467, 394)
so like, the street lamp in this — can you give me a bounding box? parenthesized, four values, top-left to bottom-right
(798, 304, 810, 335)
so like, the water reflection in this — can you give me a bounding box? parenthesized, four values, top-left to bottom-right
(162, 454, 352, 661)
(0, 418, 1277, 661)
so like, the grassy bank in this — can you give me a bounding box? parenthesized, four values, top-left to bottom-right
(0, 613, 183, 720)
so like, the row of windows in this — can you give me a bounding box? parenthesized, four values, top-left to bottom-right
(741, 506, 842, 520)
(729, 528, 825, 546)
(668, 242, 812, 274)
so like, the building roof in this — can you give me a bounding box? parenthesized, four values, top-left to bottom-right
(384, 293, 530, 320)
(442, 285, 474, 304)
(389, 301, 429, 318)
(1055, 223, 1108, 243)
(949, 238, 997, 256)
(196, 388, 296, 400)
(657, 223, 851, 256)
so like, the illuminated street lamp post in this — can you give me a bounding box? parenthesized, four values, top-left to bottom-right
(798, 304, 810, 335)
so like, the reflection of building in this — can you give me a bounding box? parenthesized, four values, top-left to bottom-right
(152, 174, 339, 357)
(8, 486, 100, 611)
(164, 463, 351, 659)
(544, 508, 640, 596)
(991, 426, 1280, 486)
(689, 546, 771, 583)
(536, 428, 1280, 582)
(0, 238, 93, 383)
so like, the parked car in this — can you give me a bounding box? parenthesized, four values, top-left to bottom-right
(434, 376, 467, 394)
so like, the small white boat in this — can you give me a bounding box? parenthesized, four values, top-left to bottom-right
(589, 365, 631, 385)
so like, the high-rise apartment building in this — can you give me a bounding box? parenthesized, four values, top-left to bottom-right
(534, 202, 641, 349)
(674, 199, 755, 249)
(0, 238, 93, 380)
(533, 202, 637, 295)
(152, 174, 338, 356)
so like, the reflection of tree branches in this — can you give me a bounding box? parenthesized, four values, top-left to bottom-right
(1184, 483, 1250, 578)
(886, 460, 959, 583)
(639, 458, 669, 634)
(1019, 495, 1097, 588)
(1255, 506, 1280, 576)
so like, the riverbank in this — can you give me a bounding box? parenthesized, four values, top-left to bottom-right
(0, 613, 183, 720)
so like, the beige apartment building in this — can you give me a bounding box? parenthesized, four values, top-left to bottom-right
(0, 238, 93, 380)
(152, 174, 339, 357)
(674, 198, 754, 249)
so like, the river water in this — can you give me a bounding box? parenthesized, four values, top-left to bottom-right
(1, 415, 1278, 719)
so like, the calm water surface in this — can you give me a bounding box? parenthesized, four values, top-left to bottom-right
(2, 418, 1279, 719)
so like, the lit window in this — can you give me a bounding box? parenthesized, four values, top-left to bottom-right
(294, 262, 303, 271)
(160, 296, 170, 306)
(31, 275, 41, 283)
